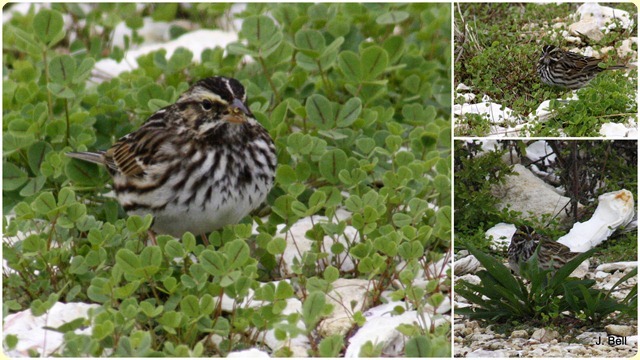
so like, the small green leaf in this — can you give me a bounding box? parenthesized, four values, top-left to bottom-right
(182, 232, 196, 252)
(323, 266, 339, 283)
(47, 83, 75, 98)
(421, 132, 438, 148)
(126, 214, 153, 233)
(74, 58, 95, 84)
(162, 277, 178, 293)
(8, 25, 41, 56)
(327, 16, 350, 37)
(319, 334, 344, 357)
(23, 234, 46, 253)
(376, 11, 410, 25)
(180, 295, 200, 318)
(361, 46, 388, 80)
(92, 320, 115, 341)
(159, 311, 182, 328)
(274, 281, 294, 300)
(30, 293, 58, 317)
(69, 256, 88, 275)
(49, 55, 76, 84)
(319, 149, 348, 184)
(398, 241, 424, 260)
(306, 94, 335, 130)
(272, 194, 297, 221)
(291, 200, 308, 217)
(167, 48, 193, 74)
(355, 138, 376, 154)
(287, 183, 306, 197)
(302, 291, 326, 328)
(226, 240, 250, 269)
(57, 187, 76, 207)
(140, 246, 162, 268)
(405, 336, 430, 357)
(338, 51, 362, 82)
(200, 249, 226, 276)
(33, 9, 65, 46)
(266, 237, 287, 255)
(402, 74, 421, 94)
(114, 281, 141, 299)
(3, 162, 28, 191)
(148, 99, 171, 112)
(199, 294, 215, 316)
(136, 83, 165, 109)
(87, 277, 110, 303)
(269, 101, 289, 129)
(140, 302, 164, 318)
(392, 213, 413, 227)
(255, 283, 276, 302)
(385, 135, 403, 153)
(336, 98, 362, 127)
(308, 191, 327, 209)
(151, 3, 178, 22)
(32, 191, 57, 215)
(382, 36, 405, 64)
(164, 239, 185, 259)
(116, 249, 141, 273)
(4, 334, 18, 349)
(276, 165, 297, 186)
(18, 176, 45, 197)
(226, 43, 258, 57)
(240, 15, 282, 57)
(27, 142, 53, 174)
(295, 29, 325, 55)
(65, 158, 103, 187)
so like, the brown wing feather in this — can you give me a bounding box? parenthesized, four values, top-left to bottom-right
(104, 123, 187, 180)
(562, 52, 598, 74)
(105, 141, 145, 177)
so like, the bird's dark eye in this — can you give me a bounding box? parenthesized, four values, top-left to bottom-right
(202, 100, 213, 111)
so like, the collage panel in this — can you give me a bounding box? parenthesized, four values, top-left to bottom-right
(454, 3, 638, 137)
(3, 1, 640, 358)
(2, 3, 452, 358)
(453, 140, 638, 357)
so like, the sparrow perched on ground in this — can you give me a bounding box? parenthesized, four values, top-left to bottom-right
(537, 45, 628, 89)
(507, 225, 580, 275)
(68, 77, 277, 239)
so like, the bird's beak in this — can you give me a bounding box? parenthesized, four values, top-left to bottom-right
(225, 99, 250, 124)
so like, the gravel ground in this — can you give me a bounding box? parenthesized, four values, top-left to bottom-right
(454, 262, 638, 358)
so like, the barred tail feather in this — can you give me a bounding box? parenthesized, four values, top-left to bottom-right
(607, 64, 629, 70)
(66, 151, 106, 165)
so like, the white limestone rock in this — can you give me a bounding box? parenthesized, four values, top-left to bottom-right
(318, 279, 370, 337)
(344, 302, 448, 357)
(575, 3, 633, 31)
(466, 349, 509, 358)
(569, 19, 604, 42)
(261, 298, 310, 357)
(454, 255, 481, 276)
(227, 348, 271, 358)
(3, 302, 100, 357)
(485, 223, 516, 251)
(599, 122, 636, 138)
(596, 262, 638, 273)
(492, 164, 578, 221)
(277, 211, 356, 275)
(94, 29, 238, 80)
(557, 190, 635, 252)
(605, 325, 635, 337)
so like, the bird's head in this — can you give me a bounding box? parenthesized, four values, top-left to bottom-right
(176, 76, 256, 136)
(540, 45, 561, 65)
